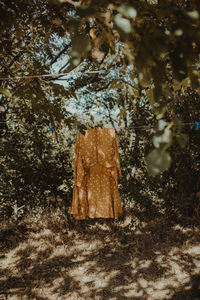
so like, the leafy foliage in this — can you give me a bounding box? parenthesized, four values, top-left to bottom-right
(0, 0, 200, 221)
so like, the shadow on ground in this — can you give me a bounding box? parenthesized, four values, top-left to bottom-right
(0, 206, 200, 299)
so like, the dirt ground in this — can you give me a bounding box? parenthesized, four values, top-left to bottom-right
(0, 206, 200, 300)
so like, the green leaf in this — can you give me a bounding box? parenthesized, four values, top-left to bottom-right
(107, 79, 124, 90)
(187, 11, 199, 20)
(173, 77, 191, 92)
(146, 149, 172, 176)
(71, 34, 91, 58)
(117, 108, 127, 121)
(0, 88, 12, 98)
(118, 5, 137, 19)
(139, 68, 151, 88)
(146, 88, 155, 106)
(114, 14, 132, 34)
(132, 101, 137, 113)
(153, 127, 172, 149)
(153, 99, 167, 120)
(90, 115, 94, 123)
(173, 117, 183, 131)
(177, 133, 188, 148)
(162, 85, 171, 99)
(157, 119, 167, 131)
(62, 57, 83, 72)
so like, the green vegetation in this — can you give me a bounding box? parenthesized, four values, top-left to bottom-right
(0, 0, 200, 221)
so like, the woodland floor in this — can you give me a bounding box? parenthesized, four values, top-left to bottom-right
(0, 205, 200, 300)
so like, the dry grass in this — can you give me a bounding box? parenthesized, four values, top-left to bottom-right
(0, 206, 200, 300)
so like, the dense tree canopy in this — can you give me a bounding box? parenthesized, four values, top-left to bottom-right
(0, 0, 200, 220)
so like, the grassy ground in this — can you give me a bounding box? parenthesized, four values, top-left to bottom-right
(0, 206, 200, 300)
